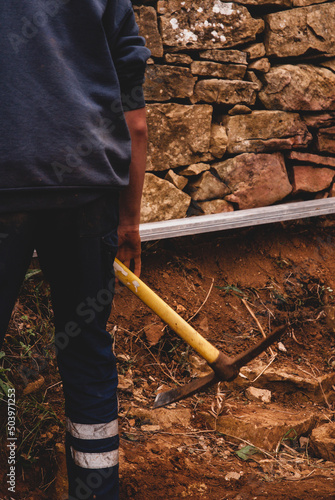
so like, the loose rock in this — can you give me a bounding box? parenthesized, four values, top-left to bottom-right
(245, 387, 272, 403)
(310, 423, 335, 462)
(235, 360, 335, 404)
(204, 404, 321, 451)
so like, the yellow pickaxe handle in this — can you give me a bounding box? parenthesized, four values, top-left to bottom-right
(113, 258, 220, 364)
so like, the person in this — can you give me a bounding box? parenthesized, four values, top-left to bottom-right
(0, 1, 150, 499)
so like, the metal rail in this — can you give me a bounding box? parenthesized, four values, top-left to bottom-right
(139, 198, 335, 242)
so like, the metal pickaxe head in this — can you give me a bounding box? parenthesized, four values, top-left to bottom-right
(113, 259, 286, 409)
(153, 324, 285, 408)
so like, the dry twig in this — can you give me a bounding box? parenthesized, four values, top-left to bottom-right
(285, 470, 316, 481)
(291, 329, 304, 346)
(116, 326, 181, 385)
(187, 278, 215, 324)
(241, 298, 275, 357)
(43, 380, 62, 399)
(251, 354, 277, 383)
(295, 364, 332, 410)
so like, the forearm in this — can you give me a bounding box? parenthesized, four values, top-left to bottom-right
(119, 107, 148, 227)
(117, 106, 148, 275)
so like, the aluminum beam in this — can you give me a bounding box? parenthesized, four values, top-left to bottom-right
(139, 198, 335, 242)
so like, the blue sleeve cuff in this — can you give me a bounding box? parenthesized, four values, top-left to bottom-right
(121, 85, 146, 112)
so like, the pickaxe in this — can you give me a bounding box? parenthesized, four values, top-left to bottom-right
(113, 258, 285, 409)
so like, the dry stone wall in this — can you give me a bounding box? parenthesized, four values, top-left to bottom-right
(132, 0, 335, 222)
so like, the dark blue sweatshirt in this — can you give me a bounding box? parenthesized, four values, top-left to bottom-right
(0, 0, 150, 210)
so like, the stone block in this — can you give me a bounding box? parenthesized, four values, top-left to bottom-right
(287, 152, 335, 169)
(248, 57, 271, 73)
(191, 61, 246, 80)
(197, 199, 234, 215)
(188, 171, 230, 201)
(134, 6, 164, 58)
(200, 49, 247, 65)
(165, 169, 188, 190)
(259, 65, 335, 111)
(179, 163, 210, 176)
(303, 113, 335, 129)
(265, 3, 335, 58)
(317, 127, 335, 154)
(193, 80, 258, 106)
(224, 111, 312, 154)
(292, 0, 328, 6)
(238, 0, 327, 4)
(146, 104, 213, 171)
(141, 174, 191, 222)
(213, 152, 292, 209)
(292, 166, 335, 194)
(320, 59, 335, 72)
(244, 43, 266, 60)
(144, 65, 196, 101)
(246, 71, 263, 91)
(234, 0, 291, 4)
(159, 0, 264, 51)
(210, 123, 228, 159)
(165, 53, 193, 65)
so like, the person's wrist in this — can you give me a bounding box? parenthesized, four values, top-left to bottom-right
(118, 224, 139, 231)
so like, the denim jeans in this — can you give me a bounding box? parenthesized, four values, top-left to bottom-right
(0, 195, 120, 499)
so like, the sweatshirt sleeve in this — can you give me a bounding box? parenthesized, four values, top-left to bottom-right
(103, 0, 151, 111)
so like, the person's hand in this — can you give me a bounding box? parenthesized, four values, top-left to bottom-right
(116, 224, 141, 277)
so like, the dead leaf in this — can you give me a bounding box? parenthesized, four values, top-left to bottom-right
(144, 320, 165, 346)
(23, 376, 45, 395)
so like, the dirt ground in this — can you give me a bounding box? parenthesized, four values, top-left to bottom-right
(1, 217, 335, 499)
